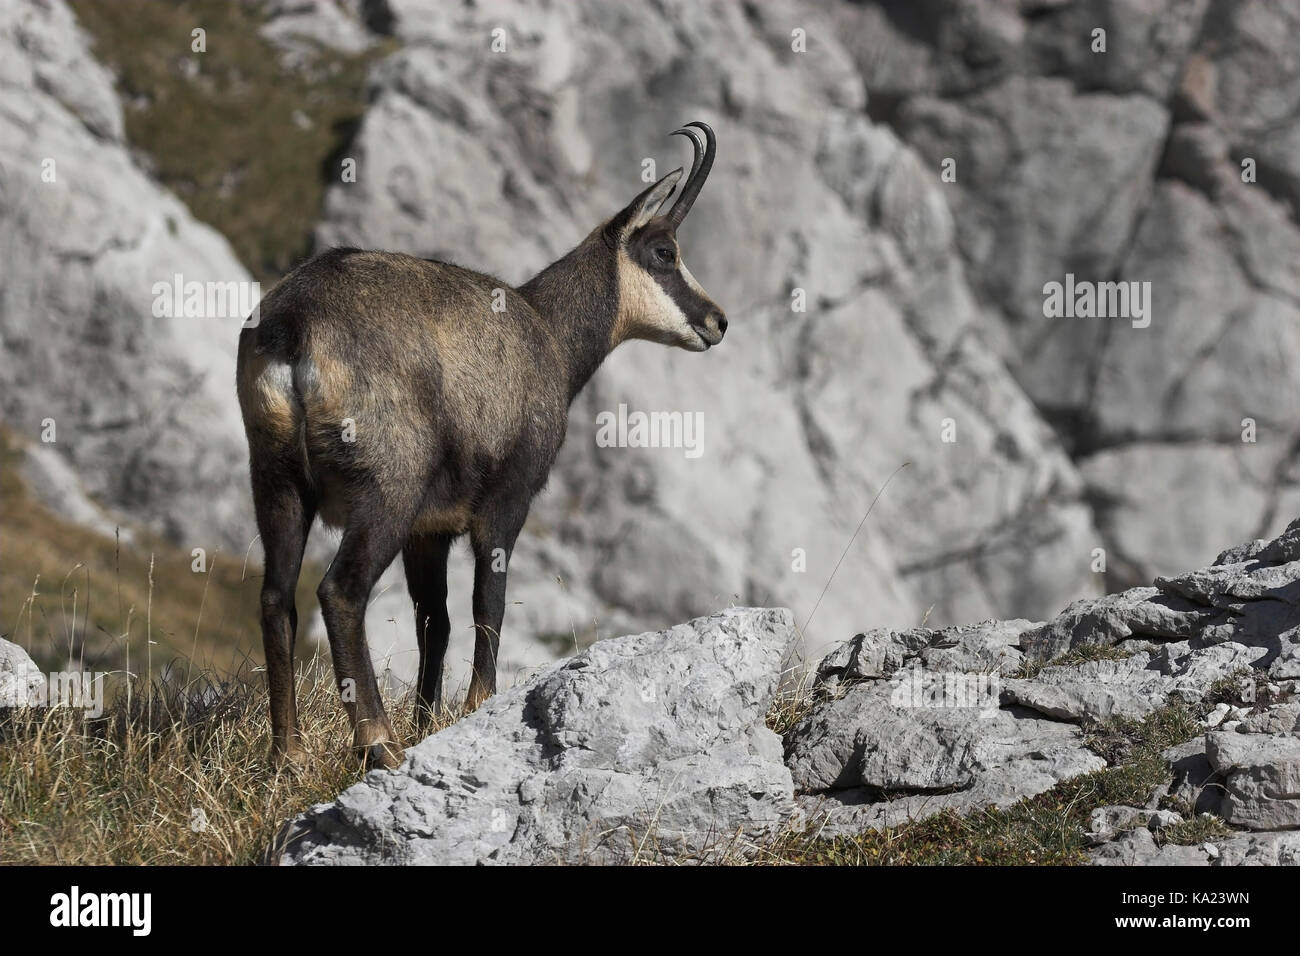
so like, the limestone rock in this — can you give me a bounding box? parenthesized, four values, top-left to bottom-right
(1003, 643, 1270, 723)
(0, 637, 45, 708)
(277, 608, 796, 865)
(784, 674, 1103, 797)
(1091, 828, 1300, 866)
(1208, 731, 1300, 831)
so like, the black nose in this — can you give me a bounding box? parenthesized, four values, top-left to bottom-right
(715, 313, 728, 335)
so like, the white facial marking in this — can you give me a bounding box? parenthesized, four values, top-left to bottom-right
(615, 250, 705, 351)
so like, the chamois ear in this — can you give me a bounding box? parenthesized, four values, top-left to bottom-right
(605, 167, 684, 242)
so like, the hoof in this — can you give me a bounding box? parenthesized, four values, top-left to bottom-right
(270, 745, 310, 776)
(463, 685, 493, 714)
(359, 740, 405, 771)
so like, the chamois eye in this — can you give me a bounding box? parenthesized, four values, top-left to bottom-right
(653, 246, 676, 267)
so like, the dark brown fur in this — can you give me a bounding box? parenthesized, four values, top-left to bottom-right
(237, 128, 726, 769)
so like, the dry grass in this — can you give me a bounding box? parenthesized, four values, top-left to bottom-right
(0, 424, 378, 866)
(765, 669, 820, 738)
(0, 665, 452, 865)
(0, 426, 319, 679)
(1159, 812, 1233, 847)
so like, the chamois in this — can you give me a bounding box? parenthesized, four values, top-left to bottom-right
(236, 122, 727, 769)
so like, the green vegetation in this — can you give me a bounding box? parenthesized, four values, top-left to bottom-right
(1160, 813, 1233, 847)
(68, 0, 389, 281)
(1204, 669, 1263, 709)
(1018, 640, 1135, 680)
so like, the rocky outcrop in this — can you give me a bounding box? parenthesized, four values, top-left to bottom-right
(786, 678, 1107, 831)
(1209, 732, 1300, 830)
(1089, 719, 1300, 863)
(1000, 642, 1268, 722)
(1020, 518, 1300, 672)
(785, 621, 1111, 833)
(276, 521, 1300, 865)
(277, 607, 796, 865)
(788, 517, 1300, 847)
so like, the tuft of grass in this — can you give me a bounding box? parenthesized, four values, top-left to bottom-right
(68, 0, 391, 282)
(1200, 668, 1285, 714)
(0, 665, 451, 865)
(1082, 702, 1202, 766)
(1018, 641, 1134, 680)
(1159, 813, 1233, 847)
(765, 672, 820, 738)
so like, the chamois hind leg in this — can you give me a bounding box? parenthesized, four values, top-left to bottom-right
(317, 513, 413, 770)
(402, 533, 452, 733)
(251, 471, 315, 770)
(465, 499, 529, 711)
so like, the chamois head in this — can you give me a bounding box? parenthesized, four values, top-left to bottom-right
(605, 122, 727, 352)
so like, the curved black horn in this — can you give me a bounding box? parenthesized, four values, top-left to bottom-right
(666, 121, 716, 227)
